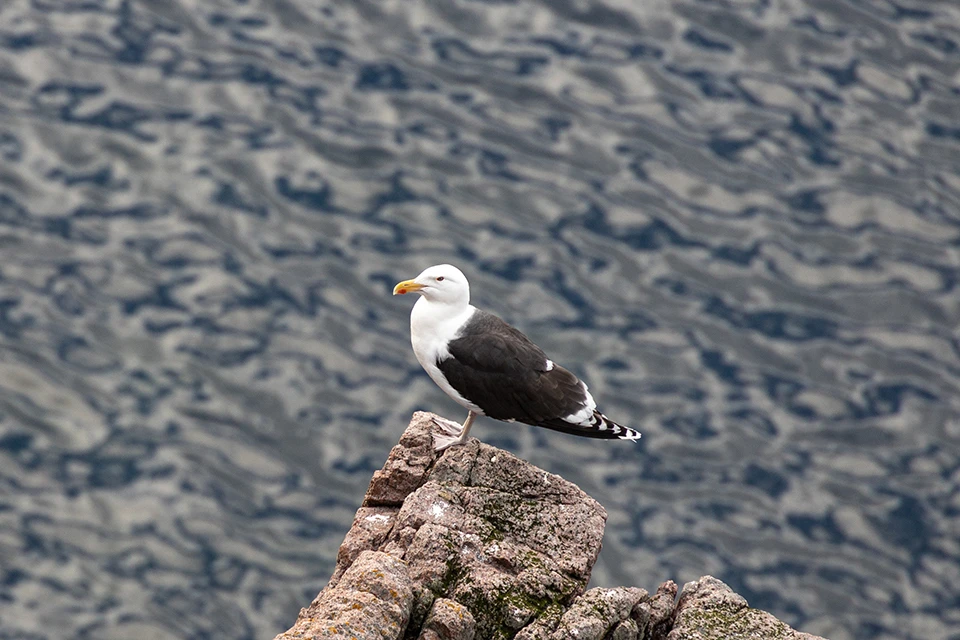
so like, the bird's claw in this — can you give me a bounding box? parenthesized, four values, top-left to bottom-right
(431, 416, 466, 451)
(431, 416, 463, 436)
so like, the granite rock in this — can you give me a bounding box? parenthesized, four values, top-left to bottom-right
(273, 412, 831, 640)
(541, 587, 648, 640)
(668, 576, 828, 640)
(274, 550, 413, 640)
(418, 597, 476, 640)
(648, 580, 679, 640)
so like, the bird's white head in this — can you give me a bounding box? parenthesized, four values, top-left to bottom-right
(393, 264, 470, 306)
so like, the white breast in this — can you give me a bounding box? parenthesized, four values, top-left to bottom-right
(410, 299, 484, 414)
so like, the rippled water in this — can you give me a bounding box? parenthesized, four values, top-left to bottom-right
(1, 1, 959, 639)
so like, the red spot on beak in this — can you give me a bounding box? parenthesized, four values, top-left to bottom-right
(398, 288, 407, 294)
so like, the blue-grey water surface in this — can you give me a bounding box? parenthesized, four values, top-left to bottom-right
(1, 1, 959, 639)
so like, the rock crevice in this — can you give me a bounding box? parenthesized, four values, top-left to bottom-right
(275, 412, 827, 640)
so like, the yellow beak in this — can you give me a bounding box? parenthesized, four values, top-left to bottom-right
(393, 279, 424, 295)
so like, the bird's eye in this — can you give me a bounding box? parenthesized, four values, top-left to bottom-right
(436, 276, 445, 281)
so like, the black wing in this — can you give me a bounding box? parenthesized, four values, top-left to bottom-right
(436, 310, 590, 426)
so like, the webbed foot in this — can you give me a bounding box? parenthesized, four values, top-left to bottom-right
(431, 416, 467, 451)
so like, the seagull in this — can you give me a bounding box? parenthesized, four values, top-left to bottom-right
(393, 264, 641, 450)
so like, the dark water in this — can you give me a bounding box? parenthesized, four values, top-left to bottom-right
(1, 1, 959, 639)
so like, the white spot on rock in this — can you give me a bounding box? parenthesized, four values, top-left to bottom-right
(365, 514, 390, 523)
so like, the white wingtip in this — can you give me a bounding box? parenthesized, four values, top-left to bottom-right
(596, 412, 641, 441)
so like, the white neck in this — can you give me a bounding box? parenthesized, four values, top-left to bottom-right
(410, 297, 475, 368)
(410, 297, 474, 345)
(408, 297, 482, 413)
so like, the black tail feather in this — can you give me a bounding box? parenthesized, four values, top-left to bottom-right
(532, 411, 641, 440)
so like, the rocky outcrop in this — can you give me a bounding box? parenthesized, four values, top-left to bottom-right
(274, 412, 827, 640)
(279, 550, 414, 639)
(667, 576, 825, 640)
